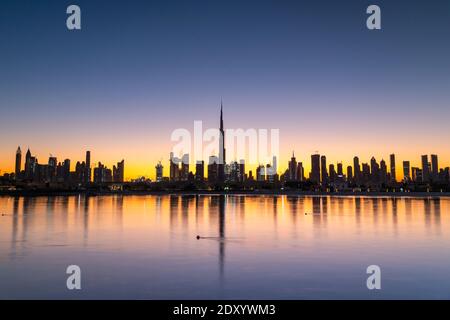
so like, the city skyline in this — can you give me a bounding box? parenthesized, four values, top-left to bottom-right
(1, 1, 450, 180)
(4, 139, 449, 188)
(2, 104, 450, 182)
(4, 143, 450, 194)
(2, 137, 449, 181)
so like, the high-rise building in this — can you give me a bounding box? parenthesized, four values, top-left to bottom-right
(380, 159, 387, 184)
(24, 148, 38, 181)
(180, 154, 189, 181)
(195, 160, 204, 181)
(218, 102, 226, 182)
(85, 151, 91, 184)
(63, 159, 71, 182)
(362, 163, 370, 184)
(56, 162, 64, 183)
(320, 155, 328, 184)
(169, 152, 180, 181)
(353, 156, 361, 183)
(403, 161, 410, 182)
(347, 165, 353, 181)
(15, 146, 21, 179)
(288, 152, 297, 181)
(155, 161, 164, 182)
(256, 165, 265, 182)
(370, 157, 380, 184)
(328, 164, 336, 183)
(270, 156, 277, 177)
(75, 161, 86, 184)
(248, 170, 254, 181)
(412, 167, 423, 182)
(208, 156, 219, 183)
(442, 167, 450, 183)
(297, 162, 304, 181)
(239, 160, 245, 183)
(266, 164, 274, 182)
(25, 148, 32, 179)
(337, 162, 343, 176)
(310, 154, 320, 184)
(390, 154, 396, 182)
(421, 155, 429, 182)
(48, 156, 57, 182)
(431, 154, 438, 181)
(113, 160, 125, 182)
(226, 162, 237, 182)
(94, 162, 112, 183)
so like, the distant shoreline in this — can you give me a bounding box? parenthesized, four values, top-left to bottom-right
(1, 190, 449, 198)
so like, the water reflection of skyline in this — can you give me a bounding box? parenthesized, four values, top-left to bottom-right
(1, 195, 450, 299)
(2, 195, 446, 264)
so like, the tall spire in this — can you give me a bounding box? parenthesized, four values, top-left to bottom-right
(220, 99, 224, 132)
(15, 146, 22, 178)
(218, 100, 226, 181)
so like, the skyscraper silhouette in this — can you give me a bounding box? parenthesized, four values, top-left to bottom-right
(421, 155, 429, 182)
(181, 154, 189, 181)
(353, 156, 361, 184)
(337, 162, 343, 176)
(85, 151, 91, 184)
(156, 161, 164, 182)
(113, 160, 125, 182)
(195, 160, 204, 181)
(380, 159, 387, 184)
(218, 101, 226, 182)
(288, 152, 297, 181)
(15, 146, 21, 179)
(208, 155, 219, 183)
(321, 155, 328, 184)
(403, 161, 411, 182)
(25, 148, 33, 179)
(310, 154, 320, 184)
(347, 165, 353, 181)
(370, 157, 380, 184)
(390, 154, 396, 182)
(329, 164, 336, 183)
(431, 154, 438, 181)
(297, 162, 304, 181)
(169, 152, 180, 181)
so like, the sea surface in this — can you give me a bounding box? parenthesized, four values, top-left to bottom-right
(0, 194, 449, 299)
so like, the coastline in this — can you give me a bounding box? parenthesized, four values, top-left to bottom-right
(1, 189, 449, 198)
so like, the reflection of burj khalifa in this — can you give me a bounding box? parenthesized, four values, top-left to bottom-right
(218, 101, 226, 182)
(218, 195, 225, 282)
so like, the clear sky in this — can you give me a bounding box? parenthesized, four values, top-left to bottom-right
(1, 0, 449, 179)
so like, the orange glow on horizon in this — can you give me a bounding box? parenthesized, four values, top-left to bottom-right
(2, 147, 450, 181)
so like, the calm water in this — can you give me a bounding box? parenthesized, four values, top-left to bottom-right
(0, 194, 449, 299)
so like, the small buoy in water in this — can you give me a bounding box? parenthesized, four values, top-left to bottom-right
(196, 235, 201, 240)
(304, 212, 308, 215)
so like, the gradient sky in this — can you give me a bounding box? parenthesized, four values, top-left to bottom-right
(1, 0, 449, 179)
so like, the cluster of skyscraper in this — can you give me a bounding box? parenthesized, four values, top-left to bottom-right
(165, 153, 250, 184)
(7, 107, 449, 191)
(162, 105, 278, 185)
(284, 153, 449, 190)
(160, 149, 449, 190)
(157, 107, 450, 190)
(13, 147, 124, 185)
